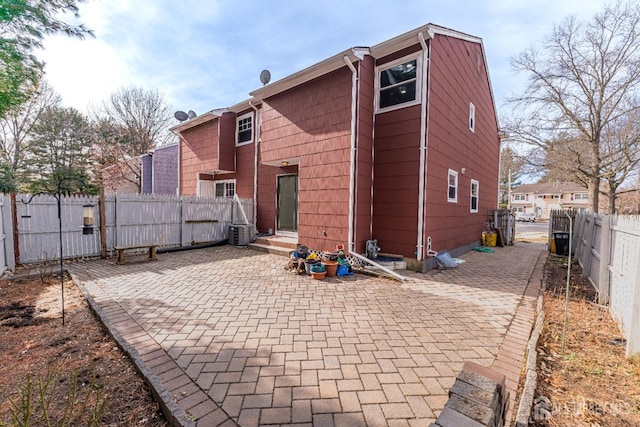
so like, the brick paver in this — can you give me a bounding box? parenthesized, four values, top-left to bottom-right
(69, 242, 545, 426)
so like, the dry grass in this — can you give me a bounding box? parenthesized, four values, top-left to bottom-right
(533, 256, 640, 426)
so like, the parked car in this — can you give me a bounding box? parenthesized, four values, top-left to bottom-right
(516, 213, 536, 222)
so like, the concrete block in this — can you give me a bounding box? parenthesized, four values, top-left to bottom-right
(449, 378, 498, 411)
(435, 406, 486, 427)
(445, 394, 496, 426)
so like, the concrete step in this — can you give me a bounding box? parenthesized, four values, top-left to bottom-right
(248, 242, 292, 257)
(253, 236, 298, 250)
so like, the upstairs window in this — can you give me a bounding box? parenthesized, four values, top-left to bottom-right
(236, 112, 253, 145)
(447, 169, 458, 203)
(469, 102, 476, 132)
(376, 53, 421, 113)
(514, 194, 526, 201)
(470, 179, 479, 213)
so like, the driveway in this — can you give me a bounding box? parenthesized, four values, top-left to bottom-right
(69, 243, 545, 426)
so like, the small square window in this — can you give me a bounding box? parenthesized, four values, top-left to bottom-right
(236, 112, 253, 145)
(469, 102, 475, 133)
(448, 169, 458, 203)
(470, 179, 479, 213)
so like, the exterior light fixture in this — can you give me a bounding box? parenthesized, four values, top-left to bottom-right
(82, 203, 95, 235)
(281, 160, 289, 167)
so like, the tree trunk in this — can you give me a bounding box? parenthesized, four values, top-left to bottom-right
(588, 176, 600, 213)
(608, 184, 617, 214)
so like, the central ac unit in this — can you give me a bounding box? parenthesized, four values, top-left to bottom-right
(229, 224, 253, 246)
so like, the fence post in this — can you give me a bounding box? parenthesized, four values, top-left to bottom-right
(180, 198, 187, 247)
(3, 194, 15, 271)
(573, 213, 585, 260)
(581, 214, 595, 278)
(99, 188, 107, 258)
(114, 193, 120, 247)
(597, 215, 611, 304)
(627, 254, 640, 359)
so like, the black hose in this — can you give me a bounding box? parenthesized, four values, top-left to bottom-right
(156, 238, 229, 254)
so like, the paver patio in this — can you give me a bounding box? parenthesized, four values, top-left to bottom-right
(69, 242, 545, 426)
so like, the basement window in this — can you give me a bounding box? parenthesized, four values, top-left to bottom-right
(375, 53, 422, 113)
(448, 169, 458, 203)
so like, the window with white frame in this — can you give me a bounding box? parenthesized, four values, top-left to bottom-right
(215, 180, 236, 198)
(574, 193, 588, 200)
(469, 102, 476, 133)
(375, 53, 421, 113)
(447, 169, 458, 203)
(236, 112, 253, 145)
(514, 207, 524, 212)
(514, 194, 526, 201)
(470, 179, 479, 213)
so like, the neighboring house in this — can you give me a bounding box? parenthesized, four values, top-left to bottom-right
(141, 143, 179, 195)
(171, 23, 501, 271)
(511, 183, 589, 218)
(103, 144, 179, 195)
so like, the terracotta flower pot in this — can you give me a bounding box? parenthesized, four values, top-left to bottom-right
(311, 271, 326, 280)
(322, 260, 338, 277)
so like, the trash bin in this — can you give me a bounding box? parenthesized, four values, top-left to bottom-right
(553, 232, 570, 256)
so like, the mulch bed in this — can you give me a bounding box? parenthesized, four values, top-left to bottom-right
(0, 273, 168, 426)
(533, 255, 640, 426)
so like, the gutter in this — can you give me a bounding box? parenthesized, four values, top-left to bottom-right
(249, 101, 260, 228)
(344, 55, 358, 254)
(416, 30, 433, 261)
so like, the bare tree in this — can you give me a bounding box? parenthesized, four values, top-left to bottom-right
(92, 87, 174, 192)
(100, 86, 174, 154)
(499, 145, 527, 207)
(599, 109, 640, 212)
(0, 78, 60, 189)
(506, 1, 640, 213)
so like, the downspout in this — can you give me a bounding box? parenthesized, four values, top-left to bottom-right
(249, 101, 259, 229)
(344, 55, 358, 253)
(172, 130, 187, 195)
(417, 31, 432, 261)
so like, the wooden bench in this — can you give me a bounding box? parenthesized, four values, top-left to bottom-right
(114, 245, 157, 264)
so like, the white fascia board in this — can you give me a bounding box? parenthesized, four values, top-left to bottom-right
(169, 109, 227, 133)
(250, 48, 371, 101)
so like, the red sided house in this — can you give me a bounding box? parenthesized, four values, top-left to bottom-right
(172, 23, 501, 271)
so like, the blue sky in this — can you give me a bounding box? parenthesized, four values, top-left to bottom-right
(37, 0, 607, 120)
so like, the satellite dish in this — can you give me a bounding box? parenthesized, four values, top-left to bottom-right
(260, 69, 271, 86)
(187, 110, 197, 119)
(174, 111, 188, 122)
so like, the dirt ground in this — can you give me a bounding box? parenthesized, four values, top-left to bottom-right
(534, 255, 640, 426)
(0, 272, 168, 426)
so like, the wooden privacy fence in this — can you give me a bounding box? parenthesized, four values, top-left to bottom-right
(13, 193, 253, 264)
(489, 209, 515, 246)
(551, 210, 640, 358)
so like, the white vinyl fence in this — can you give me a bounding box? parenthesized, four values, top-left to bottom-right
(13, 193, 253, 265)
(556, 211, 640, 358)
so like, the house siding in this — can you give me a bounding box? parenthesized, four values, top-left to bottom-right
(219, 112, 237, 172)
(152, 144, 178, 195)
(180, 120, 220, 195)
(354, 55, 375, 254)
(260, 67, 352, 251)
(372, 105, 422, 257)
(141, 154, 153, 194)
(424, 34, 500, 252)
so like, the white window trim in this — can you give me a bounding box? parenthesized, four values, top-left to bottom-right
(196, 173, 215, 197)
(236, 112, 253, 146)
(447, 169, 458, 203)
(469, 102, 475, 133)
(374, 52, 423, 114)
(215, 179, 236, 198)
(470, 179, 479, 213)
